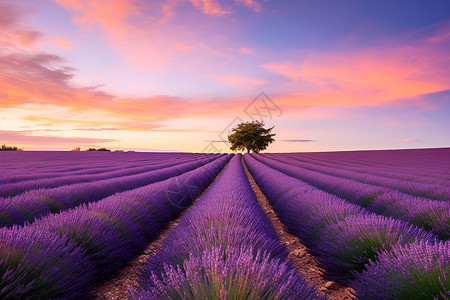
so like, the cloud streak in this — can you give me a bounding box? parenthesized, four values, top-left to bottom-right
(263, 21, 450, 107)
(392, 139, 418, 142)
(281, 139, 316, 142)
(0, 130, 118, 144)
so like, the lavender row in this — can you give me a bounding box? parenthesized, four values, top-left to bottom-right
(130, 155, 324, 300)
(0, 154, 231, 299)
(0, 154, 223, 228)
(291, 150, 450, 182)
(295, 148, 450, 178)
(279, 152, 450, 186)
(253, 154, 450, 239)
(353, 239, 449, 299)
(0, 152, 204, 184)
(244, 155, 448, 298)
(286, 150, 447, 179)
(263, 153, 449, 201)
(0, 155, 206, 197)
(0, 151, 201, 177)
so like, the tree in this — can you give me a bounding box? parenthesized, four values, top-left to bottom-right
(1, 144, 22, 151)
(228, 120, 275, 153)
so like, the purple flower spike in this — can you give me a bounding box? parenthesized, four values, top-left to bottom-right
(0, 226, 95, 299)
(352, 239, 450, 300)
(315, 214, 436, 283)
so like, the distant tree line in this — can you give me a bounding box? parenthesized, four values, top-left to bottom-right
(87, 148, 111, 151)
(71, 147, 124, 152)
(1, 144, 23, 151)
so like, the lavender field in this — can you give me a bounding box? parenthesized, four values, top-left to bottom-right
(0, 148, 449, 299)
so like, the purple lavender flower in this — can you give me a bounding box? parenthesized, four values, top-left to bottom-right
(315, 214, 436, 283)
(30, 207, 135, 276)
(352, 239, 450, 300)
(130, 247, 325, 300)
(0, 226, 95, 299)
(0, 154, 224, 227)
(132, 155, 323, 300)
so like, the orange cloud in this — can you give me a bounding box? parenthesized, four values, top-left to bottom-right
(53, 0, 264, 70)
(263, 35, 449, 107)
(235, 0, 262, 12)
(55, 0, 143, 30)
(0, 49, 253, 132)
(189, 0, 230, 15)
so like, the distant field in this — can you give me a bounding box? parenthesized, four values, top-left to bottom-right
(0, 148, 448, 299)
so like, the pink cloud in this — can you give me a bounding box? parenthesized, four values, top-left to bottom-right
(235, 0, 262, 12)
(392, 139, 418, 142)
(0, 53, 252, 131)
(0, 3, 42, 47)
(0, 130, 118, 145)
(53, 0, 264, 70)
(211, 74, 266, 89)
(426, 20, 450, 43)
(45, 36, 73, 50)
(263, 27, 450, 107)
(281, 139, 315, 142)
(189, 0, 231, 15)
(0, 53, 75, 84)
(262, 62, 303, 81)
(240, 47, 256, 55)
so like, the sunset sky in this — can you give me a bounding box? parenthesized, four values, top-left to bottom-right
(0, 0, 449, 152)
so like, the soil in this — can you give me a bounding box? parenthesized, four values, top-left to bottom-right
(242, 157, 354, 300)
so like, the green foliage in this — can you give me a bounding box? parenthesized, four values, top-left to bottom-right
(85, 148, 111, 151)
(227, 121, 275, 153)
(1, 144, 23, 151)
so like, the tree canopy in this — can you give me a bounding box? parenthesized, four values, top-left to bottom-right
(228, 121, 275, 153)
(1, 144, 23, 151)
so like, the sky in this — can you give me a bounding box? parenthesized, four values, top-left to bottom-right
(0, 0, 449, 152)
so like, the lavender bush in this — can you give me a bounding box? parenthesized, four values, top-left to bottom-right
(315, 214, 435, 283)
(352, 240, 450, 299)
(0, 226, 95, 299)
(131, 247, 321, 300)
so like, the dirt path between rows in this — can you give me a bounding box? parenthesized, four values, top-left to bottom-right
(93, 157, 232, 300)
(242, 157, 354, 300)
